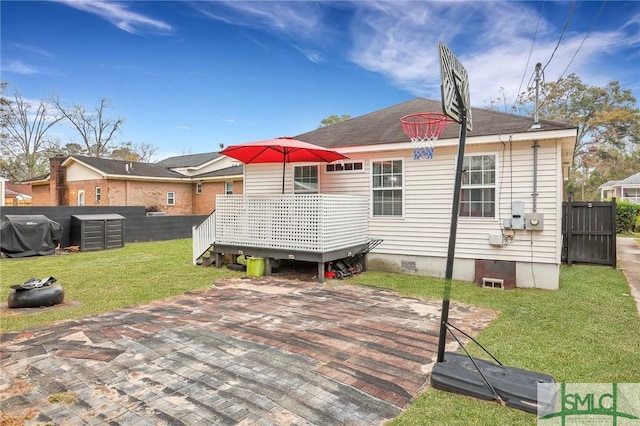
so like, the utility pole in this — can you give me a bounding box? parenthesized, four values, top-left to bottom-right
(531, 63, 542, 130)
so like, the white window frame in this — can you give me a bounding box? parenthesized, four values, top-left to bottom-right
(196, 182, 202, 195)
(371, 159, 404, 218)
(623, 187, 640, 204)
(167, 192, 175, 206)
(460, 153, 498, 219)
(95, 186, 101, 203)
(326, 161, 364, 173)
(225, 181, 233, 195)
(77, 189, 85, 206)
(293, 165, 319, 194)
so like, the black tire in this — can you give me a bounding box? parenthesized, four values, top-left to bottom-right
(335, 270, 344, 280)
(8, 285, 64, 309)
(354, 263, 364, 274)
(227, 263, 247, 272)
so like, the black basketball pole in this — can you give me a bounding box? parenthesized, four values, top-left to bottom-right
(436, 76, 468, 363)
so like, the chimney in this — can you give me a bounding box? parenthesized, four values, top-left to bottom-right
(49, 155, 68, 205)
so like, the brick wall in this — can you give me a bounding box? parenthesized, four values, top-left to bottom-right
(67, 179, 108, 206)
(193, 180, 244, 215)
(31, 185, 50, 206)
(28, 157, 243, 215)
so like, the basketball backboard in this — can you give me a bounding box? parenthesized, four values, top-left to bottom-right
(439, 41, 472, 132)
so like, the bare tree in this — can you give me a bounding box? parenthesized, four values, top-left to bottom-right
(110, 141, 158, 163)
(1, 88, 64, 181)
(52, 97, 124, 158)
(133, 142, 158, 163)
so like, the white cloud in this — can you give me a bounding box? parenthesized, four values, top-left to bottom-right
(345, 1, 640, 108)
(53, 0, 172, 34)
(3, 60, 40, 75)
(11, 43, 55, 59)
(195, 1, 326, 40)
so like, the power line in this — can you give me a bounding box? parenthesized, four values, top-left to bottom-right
(511, 1, 546, 112)
(541, 0, 577, 73)
(535, 0, 607, 116)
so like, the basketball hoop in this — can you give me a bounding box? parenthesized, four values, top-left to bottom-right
(401, 112, 452, 160)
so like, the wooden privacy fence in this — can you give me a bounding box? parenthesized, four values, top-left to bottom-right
(562, 199, 616, 267)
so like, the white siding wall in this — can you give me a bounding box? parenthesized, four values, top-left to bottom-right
(360, 140, 560, 265)
(66, 163, 104, 181)
(243, 138, 563, 288)
(197, 156, 238, 175)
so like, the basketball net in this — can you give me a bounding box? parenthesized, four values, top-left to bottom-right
(401, 113, 451, 160)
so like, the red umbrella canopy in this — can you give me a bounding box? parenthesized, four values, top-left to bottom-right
(220, 137, 348, 164)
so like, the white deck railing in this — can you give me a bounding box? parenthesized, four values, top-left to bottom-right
(192, 211, 216, 265)
(214, 194, 369, 252)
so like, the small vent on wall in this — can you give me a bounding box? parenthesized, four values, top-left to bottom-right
(401, 260, 417, 272)
(482, 277, 504, 290)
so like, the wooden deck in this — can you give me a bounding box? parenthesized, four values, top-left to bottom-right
(193, 194, 371, 282)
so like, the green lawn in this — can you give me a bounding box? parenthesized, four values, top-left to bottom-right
(350, 266, 640, 425)
(0, 239, 239, 332)
(1, 240, 638, 425)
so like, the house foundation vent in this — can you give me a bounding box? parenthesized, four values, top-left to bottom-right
(482, 277, 504, 289)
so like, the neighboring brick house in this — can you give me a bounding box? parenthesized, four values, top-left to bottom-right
(29, 153, 243, 215)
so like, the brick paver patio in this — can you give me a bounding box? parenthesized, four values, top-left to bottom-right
(1, 277, 496, 425)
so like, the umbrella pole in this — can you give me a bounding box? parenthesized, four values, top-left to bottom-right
(282, 156, 286, 194)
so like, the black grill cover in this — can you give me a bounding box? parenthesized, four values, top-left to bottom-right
(1, 215, 63, 258)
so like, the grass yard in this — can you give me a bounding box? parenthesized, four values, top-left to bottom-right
(351, 265, 640, 425)
(1, 239, 639, 425)
(0, 239, 239, 332)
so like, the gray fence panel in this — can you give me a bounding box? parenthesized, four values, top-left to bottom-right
(1, 206, 206, 247)
(562, 199, 616, 267)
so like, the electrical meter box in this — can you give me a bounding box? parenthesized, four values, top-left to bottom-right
(508, 201, 525, 230)
(524, 212, 544, 231)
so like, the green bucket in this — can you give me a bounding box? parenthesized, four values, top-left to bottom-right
(246, 257, 266, 277)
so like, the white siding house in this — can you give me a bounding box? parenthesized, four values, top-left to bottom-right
(241, 98, 577, 290)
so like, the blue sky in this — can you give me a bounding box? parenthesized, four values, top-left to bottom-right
(2, 1, 639, 161)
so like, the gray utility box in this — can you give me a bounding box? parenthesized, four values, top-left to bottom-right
(71, 214, 125, 252)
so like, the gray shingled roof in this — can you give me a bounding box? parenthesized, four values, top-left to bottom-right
(193, 165, 244, 178)
(618, 172, 640, 185)
(156, 152, 222, 168)
(69, 156, 185, 178)
(295, 97, 576, 149)
(599, 180, 620, 189)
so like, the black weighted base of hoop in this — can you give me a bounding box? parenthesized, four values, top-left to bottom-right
(414, 146, 434, 160)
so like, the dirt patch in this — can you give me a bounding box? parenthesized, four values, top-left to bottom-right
(0, 379, 33, 400)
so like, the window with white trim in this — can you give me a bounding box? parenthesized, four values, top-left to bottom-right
(623, 188, 640, 203)
(167, 192, 175, 206)
(196, 183, 202, 194)
(372, 160, 403, 217)
(95, 186, 101, 203)
(326, 161, 364, 172)
(460, 154, 496, 218)
(294, 165, 318, 194)
(225, 181, 233, 195)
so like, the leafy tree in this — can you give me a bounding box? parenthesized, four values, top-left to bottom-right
(514, 74, 640, 200)
(111, 142, 141, 162)
(318, 114, 351, 128)
(0, 86, 64, 181)
(52, 97, 124, 158)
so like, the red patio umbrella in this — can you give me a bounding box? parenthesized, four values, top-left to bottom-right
(220, 137, 348, 193)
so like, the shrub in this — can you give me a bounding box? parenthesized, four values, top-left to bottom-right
(616, 200, 640, 234)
